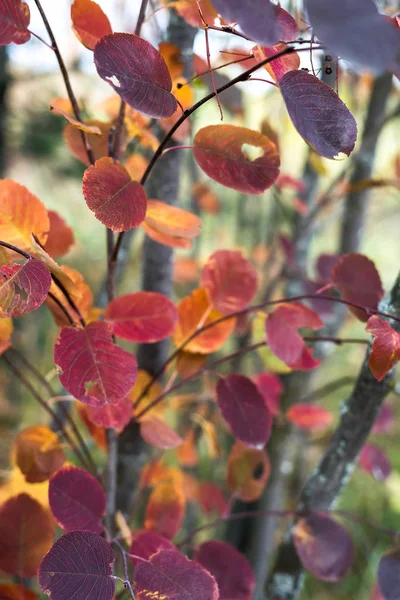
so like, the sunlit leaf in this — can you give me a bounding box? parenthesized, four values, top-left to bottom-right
(227, 441, 271, 501)
(167, 0, 219, 28)
(71, 0, 112, 50)
(0, 0, 30, 45)
(63, 120, 117, 166)
(130, 529, 175, 567)
(359, 443, 391, 482)
(142, 221, 193, 249)
(194, 125, 280, 194)
(130, 369, 165, 419)
(286, 403, 333, 430)
(0, 493, 54, 577)
(50, 104, 102, 134)
(0, 258, 51, 318)
(54, 321, 138, 407)
(43, 211, 75, 258)
(0, 180, 49, 251)
(265, 303, 323, 370)
(217, 374, 272, 448)
(39, 532, 115, 600)
(279, 70, 358, 159)
(46, 265, 93, 328)
(49, 465, 106, 533)
(333, 253, 384, 322)
(253, 42, 300, 82)
(145, 481, 186, 539)
(105, 291, 177, 343)
(159, 41, 184, 79)
(195, 540, 255, 600)
(0, 317, 12, 355)
(201, 249, 258, 314)
(94, 33, 178, 118)
(134, 549, 219, 600)
(141, 416, 183, 449)
(125, 152, 149, 182)
(293, 514, 354, 582)
(14, 425, 65, 483)
(145, 200, 201, 240)
(173, 288, 235, 354)
(0, 467, 49, 508)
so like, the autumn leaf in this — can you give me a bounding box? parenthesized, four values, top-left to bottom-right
(43, 210, 75, 258)
(71, 0, 112, 50)
(63, 119, 120, 165)
(130, 530, 175, 567)
(140, 416, 184, 449)
(145, 481, 186, 539)
(0, 0, 30, 46)
(366, 316, 400, 381)
(0, 258, 52, 318)
(286, 403, 333, 430)
(14, 425, 65, 483)
(227, 441, 271, 502)
(85, 396, 132, 432)
(145, 200, 201, 240)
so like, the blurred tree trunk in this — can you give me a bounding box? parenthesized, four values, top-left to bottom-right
(0, 47, 9, 175)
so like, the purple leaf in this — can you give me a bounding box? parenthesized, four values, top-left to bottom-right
(378, 549, 400, 600)
(94, 33, 177, 118)
(279, 70, 357, 159)
(38, 532, 115, 600)
(359, 443, 391, 482)
(305, 0, 400, 75)
(212, 0, 280, 46)
(195, 540, 255, 600)
(216, 374, 272, 448)
(130, 530, 175, 567)
(49, 465, 106, 533)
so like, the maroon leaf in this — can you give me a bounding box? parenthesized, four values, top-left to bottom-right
(377, 549, 400, 600)
(82, 157, 147, 231)
(86, 396, 132, 432)
(195, 540, 255, 600)
(0, 0, 30, 46)
(305, 0, 400, 75)
(201, 250, 258, 314)
(193, 125, 280, 194)
(49, 465, 106, 533)
(104, 291, 178, 343)
(332, 253, 384, 322)
(293, 514, 354, 582)
(212, 0, 281, 47)
(359, 443, 391, 482)
(130, 530, 174, 567)
(253, 372, 283, 415)
(54, 321, 138, 407)
(134, 549, 219, 600)
(373, 403, 395, 435)
(279, 70, 357, 159)
(94, 33, 177, 118)
(316, 253, 341, 284)
(216, 374, 272, 448)
(140, 416, 184, 449)
(0, 258, 51, 318)
(39, 532, 115, 600)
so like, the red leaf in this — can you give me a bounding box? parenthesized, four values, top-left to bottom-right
(145, 482, 186, 539)
(253, 42, 300, 82)
(198, 482, 228, 515)
(54, 321, 138, 407)
(0, 494, 54, 577)
(134, 550, 219, 600)
(293, 514, 354, 582)
(43, 211, 75, 258)
(86, 396, 132, 432)
(366, 316, 400, 381)
(279, 70, 357, 159)
(265, 303, 323, 370)
(333, 254, 384, 321)
(49, 465, 106, 533)
(39, 532, 115, 600)
(0, 258, 51, 318)
(286, 403, 333, 430)
(216, 374, 272, 448)
(94, 33, 177, 118)
(378, 549, 400, 600)
(71, 0, 112, 51)
(104, 291, 177, 343)
(359, 443, 391, 481)
(195, 540, 255, 600)
(0, 0, 30, 46)
(130, 530, 174, 567)
(201, 249, 258, 314)
(82, 157, 147, 231)
(141, 416, 184, 449)
(253, 372, 283, 415)
(194, 125, 280, 194)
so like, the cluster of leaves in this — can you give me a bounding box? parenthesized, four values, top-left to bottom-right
(0, 0, 400, 599)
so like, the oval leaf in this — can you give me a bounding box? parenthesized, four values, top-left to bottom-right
(104, 291, 177, 343)
(145, 200, 201, 239)
(366, 316, 400, 381)
(14, 425, 65, 483)
(64, 120, 115, 166)
(71, 0, 112, 50)
(54, 321, 138, 407)
(216, 374, 272, 448)
(195, 540, 255, 600)
(253, 372, 283, 415)
(293, 514, 354, 582)
(134, 549, 219, 600)
(286, 403, 333, 430)
(378, 549, 400, 600)
(227, 441, 271, 502)
(194, 125, 280, 193)
(82, 157, 147, 231)
(141, 416, 184, 449)
(94, 33, 177, 118)
(0, 258, 51, 318)
(39, 532, 115, 600)
(201, 249, 258, 314)
(279, 70, 357, 159)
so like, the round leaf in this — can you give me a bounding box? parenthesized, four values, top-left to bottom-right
(145, 200, 201, 239)
(141, 416, 184, 449)
(227, 441, 271, 502)
(14, 425, 65, 483)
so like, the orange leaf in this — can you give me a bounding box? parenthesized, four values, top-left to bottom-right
(50, 104, 102, 134)
(0, 317, 13, 355)
(176, 351, 206, 378)
(0, 584, 38, 600)
(192, 182, 220, 214)
(366, 316, 400, 381)
(227, 441, 271, 502)
(142, 220, 193, 249)
(145, 482, 186, 539)
(253, 42, 300, 82)
(76, 403, 107, 450)
(167, 0, 219, 28)
(46, 265, 93, 328)
(71, 0, 112, 50)
(159, 42, 184, 79)
(145, 200, 201, 240)
(0, 494, 54, 577)
(173, 257, 199, 284)
(0, 468, 49, 508)
(130, 369, 164, 419)
(173, 288, 236, 354)
(13, 426, 65, 484)
(43, 210, 75, 258)
(63, 120, 120, 165)
(140, 461, 184, 489)
(286, 403, 333, 430)
(125, 153, 149, 182)
(177, 428, 199, 467)
(0, 180, 49, 251)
